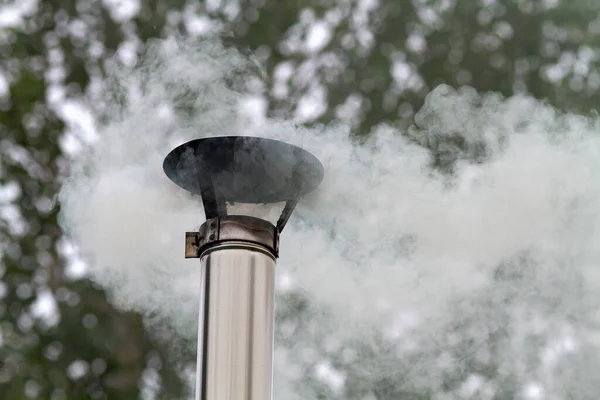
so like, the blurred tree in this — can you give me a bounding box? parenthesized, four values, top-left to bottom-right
(0, 0, 191, 398)
(1, 0, 599, 398)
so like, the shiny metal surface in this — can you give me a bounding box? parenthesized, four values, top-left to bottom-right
(195, 242, 276, 400)
(186, 216, 279, 259)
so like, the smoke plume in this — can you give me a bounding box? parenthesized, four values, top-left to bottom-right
(59, 36, 600, 399)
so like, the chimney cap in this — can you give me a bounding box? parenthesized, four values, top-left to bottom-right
(163, 136, 324, 227)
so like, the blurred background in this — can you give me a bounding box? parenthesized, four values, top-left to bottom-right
(2, 0, 600, 398)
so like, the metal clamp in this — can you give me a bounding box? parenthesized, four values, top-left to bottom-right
(185, 215, 280, 259)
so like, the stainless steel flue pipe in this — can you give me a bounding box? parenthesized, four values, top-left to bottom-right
(190, 216, 279, 400)
(163, 136, 323, 400)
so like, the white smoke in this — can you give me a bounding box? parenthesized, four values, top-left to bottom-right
(59, 36, 600, 399)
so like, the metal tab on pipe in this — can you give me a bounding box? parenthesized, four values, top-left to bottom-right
(186, 232, 200, 258)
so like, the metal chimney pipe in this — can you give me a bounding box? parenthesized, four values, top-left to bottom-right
(163, 136, 323, 400)
(193, 216, 279, 400)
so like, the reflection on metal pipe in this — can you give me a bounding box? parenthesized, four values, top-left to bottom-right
(194, 218, 277, 400)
